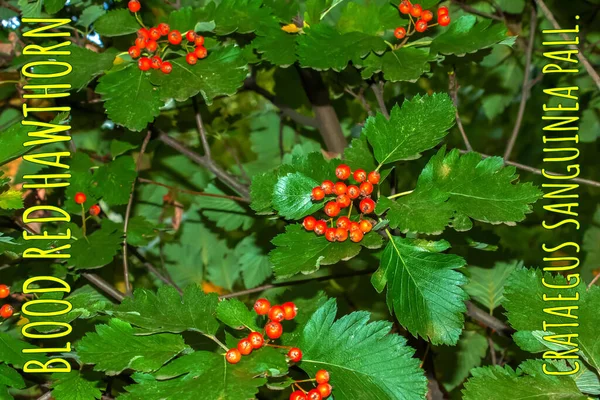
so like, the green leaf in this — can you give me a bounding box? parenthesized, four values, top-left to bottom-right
(583, 205, 600, 281)
(91, 155, 137, 205)
(96, 64, 163, 132)
(253, 28, 297, 67)
(44, 0, 64, 14)
(234, 235, 273, 289)
(77, 5, 106, 28)
(149, 46, 248, 104)
(110, 139, 138, 158)
(435, 330, 488, 391)
(112, 285, 220, 335)
(0, 333, 47, 368)
(431, 15, 512, 57)
(211, 0, 277, 35)
(495, 0, 525, 13)
(94, 9, 140, 37)
(0, 189, 22, 210)
(126, 216, 157, 246)
(374, 235, 467, 345)
(18, 0, 42, 18)
(464, 261, 520, 313)
(294, 299, 428, 399)
(194, 183, 254, 231)
(250, 171, 279, 214)
(356, 47, 432, 82)
(270, 224, 383, 279)
(0, 364, 25, 389)
(216, 298, 260, 331)
(68, 220, 122, 270)
(77, 319, 187, 375)
(272, 172, 324, 220)
(50, 371, 103, 400)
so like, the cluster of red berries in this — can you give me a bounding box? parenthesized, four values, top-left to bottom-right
(0, 284, 14, 319)
(303, 164, 379, 243)
(74, 192, 101, 216)
(394, 3, 451, 39)
(289, 370, 332, 400)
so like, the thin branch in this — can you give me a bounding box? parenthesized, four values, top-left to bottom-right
(36, 391, 53, 400)
(81, 273, 125, 302)
(122, 130, 152, 296)
(534, 0, 600, 91)
(587, 273, 600, 289)
(371, 81, 390, 119)
(466, 301, 511, 334)
(451, 0, 503, 21)
(191, 97, 211, 159)
(504, 5, 537, 161)
(138, 178, 250, 203)
(128, 246, 183, 295)
(448, 71, 473, 152)
(344, 87, 373, 116)
(488, 336, 497, 365)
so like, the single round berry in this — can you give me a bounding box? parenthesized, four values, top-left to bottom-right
(347, 185, 360, 199)
(317, 383, 332, 398)
(135, 37, 147, 49)
(138, 57, 151, 71)
(321, 180, 334, 195)
(288, 347, 303, 362)
(415, 19, 428, 32)
(353, 169, 367, 182)
(303, 216, 317, 231)
(147, 40, 158, 53)
(324, 202, 340, 217)
(0, 285, 9, 299)
(282, 302, 297, 320)
(158, 23, 170, 36)
(128, 0, 140, 12)
(335, 164, 351, 180)
(359, 181, 373, 196)
(128, 46, 141, 58)
(186, 53, 198, 65)
(89, 204, 101, 216)
(335, 228, 348, 242)
(194, 46, 208, 59)
(438, 14, 451, 26)
(185, 30, 196, 42)
(398, 1, 411, 14)
(350, 229, 364, 243)
(248, 331, 265, 349)
(268, 305, 285, 322)
(314, 220, 327, 235)
(137, 28, 149, 39)
(74, 192, 86, 204)
(149, 27, 161, 40)
(336, 194, 351, 209)
(336, 216, 350, 229)
(254, 298, 271, 315)
(237, 338, 253, 356)
(316, 370, 330, 384)
(151, 55, 162, 69)
(438, 6, 449, 16)
(422, 10, 433, 22)
(312, 186, 325, 201)
(325, 228, 336, 242)
(290, 391, 307, 400)
(0, 304, 13, 319)
(410, 4, 422, 17)
(333, 182, 347, 196)
(160, 61, 172, 74)
(265, 321, 283, 339)
(359, 198, 375, 214)
(394, 27, 406, 39)
(307, 390, 322, 400)
(168, 30, 182, 45)
(194, 35, 205, 46)
(359, 219, 373, 233)
(349, 221, 360, 232)
(225, 348, 241, 364)
(367, 171, 380, 185)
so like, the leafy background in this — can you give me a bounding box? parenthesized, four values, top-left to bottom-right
(0, 0, 599, 399)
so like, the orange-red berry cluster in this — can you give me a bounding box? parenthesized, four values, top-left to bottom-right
(74, 192, 101, 216)
(394, 3, 451, 39)
(0, 284, 14, 319)
(303, 164, 380, 243)
(290, 369, 332, 400)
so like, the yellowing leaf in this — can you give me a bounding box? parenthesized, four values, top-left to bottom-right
(281, 23, 300, 33)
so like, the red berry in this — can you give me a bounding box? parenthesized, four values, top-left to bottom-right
(74, 192, 86, 204)
(160, 61, 172, 74)
(439, 14, 451, 26)
(137, 28, 149, 40)
(333, 182, 347, 195)
(350, 229, 364, 243)
(0, 304, 13, 319)
(335, 164, 351, 180)
(314, 220, 327, 235)
(307, 390, 322, 400)
(254, 298, 271, 315)
(248, 332, 264, 349)
(359, 219, 373, 233)
(128, 46, 141, 58)
(237, 338, 253, 355)
(367, 171, 380, 184)
(325, 228, 336, 242)
(349, 221, 360, 232)
(410, 4, 422, 17)
(158, 23, 170, 36)
(312, 187, 325, 201)
(268, 305, 285, 322)
(151, 55, 162, 69)
(147, 40, 158, 52)
(185, 30, 196, 42)
(324, 202, 340, 217)
(186, 53, 198, 65)
(168, 30, 182, 45)
(394, 27, 406, 39)
(282, 302, 297, 320)
(135, 37, 147, 49)
(290, 391, 307, 400)
(288, 347, 302, 362)
(359, 198, 375, 214)
(138, 57, 151, 71)
(316, 369, 330, 384)
(225, 348, 241, 364)
(359, 181, 373, 196)
(194, 46, 208, 59)
(422, 10, 433, 22)
(335, 228, 348, 242)
(265, 321, 283, 339)
(89, 205, 101, 216)
(303, 216, 317, 231)
(0, 285, 9, 299)
(415, 19, 428, 32)
(353, 169, 366, 182)
(347, 185, 360, 199)
(438, 6, 449, 16)
(128, 0, 140, 13)
(321, 180, 334, 195)
(336, 194, 351, 208)
(194, 35, 205, 46)
(149, 27, 161, 40)
(317, 383, 332, 398)
(399, 1, 411, 14)
(336, 216, 350, 229)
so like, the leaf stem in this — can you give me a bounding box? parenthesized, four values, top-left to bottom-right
(204, 334, 229, 351)
(80, 204, 87, 237)
(387, 190, 414, 200)
(134, 12, 146, 28)
(137, 178, 249, 203)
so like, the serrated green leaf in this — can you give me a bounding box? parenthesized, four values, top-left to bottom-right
(44, 0, 64, 14)
(0, 333, 47, 368)
(356, 47, 432, 82)
(0, 189, 22, 210)
(91, 155, 137, 205)
(78, 319, 187, 375)
(234, 235, 272, 289)
(0, 364, 25, 389)
(126, 216, 157, 246)
(68, 219, 122, 270)
(374, 235, 467, 345)
(465, 261, 520, 313)
(50, 371, 103, 400)
(211, 0, 277, 35)
(216, 298, 260, 331)
(18, 0, 42, 18)
(272, 172, 324, 220)
(434, 331, 488, 391)
(253, 28, 297, 67)
(250, 171, 279, 214)
(77, 5, 106, 27)
(194, 183, 253, 231)
(94, 9, 139, 37)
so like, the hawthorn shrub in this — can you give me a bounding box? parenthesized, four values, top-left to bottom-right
(0, 0, 599, 399)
